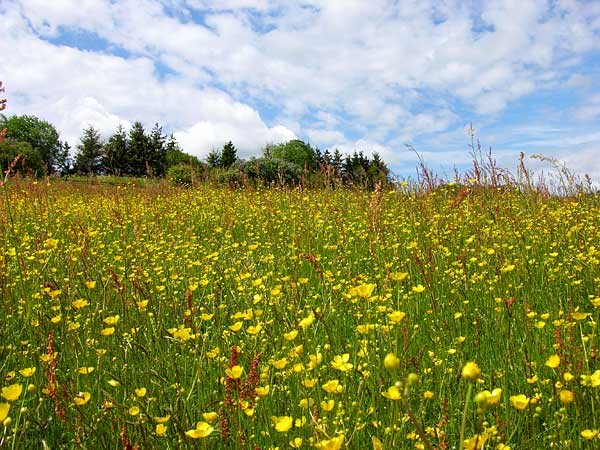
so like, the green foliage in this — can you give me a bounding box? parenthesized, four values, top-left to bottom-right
(1, 114, 62, 172)
(167, 162, 203, 186)
(241, 156, 302, 185)
(102, 125, 128, 176)
(148, 123, 168, 177)
(220, 141, 238, 168)
(0, 138, 45, 177)
(74, 126, 104, 175)
(270, 139, 317, 170)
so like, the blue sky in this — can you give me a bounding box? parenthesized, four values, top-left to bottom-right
(1, 0, 599, 181)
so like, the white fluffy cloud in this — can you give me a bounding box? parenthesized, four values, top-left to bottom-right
(2, 0, 599, 175)
(174, 96, 296, 158)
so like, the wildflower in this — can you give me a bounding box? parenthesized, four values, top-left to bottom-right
(73, 391, 91, 406)
(331, 354, 353, 372)
(85, 280, 96, 289)
(509, 394, 529, 410)
(229, 321, 243, 332)
(322, 379, 343, 394)
(581, 429, 598, 440)
(315, 435, 344, 450)
(463, 433, 489, 450)
(18, 368, 36, 378)
(388, 311, 406, 323)
(372, 436, 384, 450)
(545, 354, 560, 369)
(299, 314, 315, 329)
(1, 384, 22, 402)
(580, 370, 600, 387)
(225, 365, 244, 379)
(271, 357, 288, 369)
(390, 272, 409, 281)
(256, 386, 270, 397)
(0, 403, 9, 422)
(321, 399, 335, 411)
(135, 387, 147, 397)
(153, 415, 171, 423)
(103, 315, 120, 325)
(273, 415, 293, 432)
(412, 284, 425, 293)
(351, 283, 376, 298)
(559, 390, 575, 405)
(71, 299, 89, 309)
(202, 412, 218, 423)
(156, 423, 167, 436)
(381, 385, 402, 400)
(383, 353, 400, 370)
(284, 330, 298, 340)
(128, 406, 140, 416)
(461, 362, 481, 381)
(185, 421, 214, 438)
(290, 437, 303, 448)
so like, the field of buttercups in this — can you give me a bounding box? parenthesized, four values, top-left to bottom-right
(1, 179, 599, 449)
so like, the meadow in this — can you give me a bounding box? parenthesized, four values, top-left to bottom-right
(0, 178, 599, 449)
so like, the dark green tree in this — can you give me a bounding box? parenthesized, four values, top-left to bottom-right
(103, 125, 129, 176)
(55, 141, 72, 175)
(148, 123, 167, 176)
(206, 149, 222, 168)
(74, 126, 104, 175)
(221, 141, 238, 168)
(1, 114, 62, 172)
(127, 121, 150, 176)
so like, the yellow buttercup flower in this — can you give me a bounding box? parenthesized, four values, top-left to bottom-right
(19, 367, 36, 378)
(372, 436, 384, 450)
(510, 394, 530, 410)
(1, 384, 23, 402)
(225, 365, 244, 379)
(581, 429, 598, 440)
(383, 352, 400, 370)
(71, 299, 89, 309)
(185, 421, 214, 438)
(315, 435, 344, 450)
(155, 423, 167, 436)
(322, 379, 343, 394)
(202, 412, 218, 423)
(273, 415, 293, 432)
(331, 354, 353, 372)
(0, 403, 10, 422)
(299, 314, 315, 329)
(350, 283, 376, 298)
(153, 415, 171, 423)
(461, 362, 481, 381)
(381, 385, 402, 400)
(545, 354, 560, 369)
(559, 390, 575, 405)
(135, 387, 147, 397)
(73, 391, 91, 406)
(388, 311, 406, 323)
(103, 315, 120, 325)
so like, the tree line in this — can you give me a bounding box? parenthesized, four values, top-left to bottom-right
(1, 108, 390, 188)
